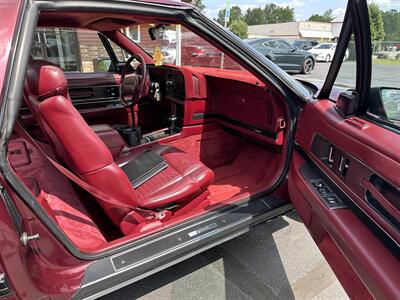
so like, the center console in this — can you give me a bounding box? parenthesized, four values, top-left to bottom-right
(117, 66, 185, 148)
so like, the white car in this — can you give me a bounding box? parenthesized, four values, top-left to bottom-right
(309, 43, 349, 62)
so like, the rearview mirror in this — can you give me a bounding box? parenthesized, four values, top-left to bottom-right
(148, 24, 166, 41)
(148, 27, 158, 41)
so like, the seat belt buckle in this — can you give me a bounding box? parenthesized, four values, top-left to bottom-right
(136, 208, 170, 221)
(153, 210, 172, 221)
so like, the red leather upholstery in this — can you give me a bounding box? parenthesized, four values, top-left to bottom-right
(24, 60, 125, 156)
(37, 95, 138, 224)
(25, 59, 71, 101)
(124, 144, 214, 209)
(24, 60, 214, 230)
(91, 124, 126, 156)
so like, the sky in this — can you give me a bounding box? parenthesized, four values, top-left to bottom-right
(202, 0, 399, 21)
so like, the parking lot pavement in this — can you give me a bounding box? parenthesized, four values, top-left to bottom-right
(102, 211, 348, 300)
(295, 61, 400, 87)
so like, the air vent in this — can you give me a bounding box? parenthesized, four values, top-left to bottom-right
(345, 117, 369, 130)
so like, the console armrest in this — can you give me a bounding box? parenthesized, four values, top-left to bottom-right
(90, 124, 126, 156)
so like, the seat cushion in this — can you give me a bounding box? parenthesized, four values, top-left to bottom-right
(127, 145, 215, 209)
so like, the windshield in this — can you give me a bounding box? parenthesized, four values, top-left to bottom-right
(314, 44, 333, 49)
(122, 24, 244, 70)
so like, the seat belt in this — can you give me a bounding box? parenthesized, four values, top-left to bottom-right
(13, 121, 166, 222)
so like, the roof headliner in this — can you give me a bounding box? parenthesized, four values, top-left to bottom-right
(37, 1, 192, 31)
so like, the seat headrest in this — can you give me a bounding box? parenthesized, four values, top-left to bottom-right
(25, 59, 70, 101)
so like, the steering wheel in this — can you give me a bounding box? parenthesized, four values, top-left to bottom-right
(120, 55, 149, 108)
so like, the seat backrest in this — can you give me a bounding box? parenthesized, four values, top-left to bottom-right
(24, 59, 73, 163)
(24, 60, 138, 225)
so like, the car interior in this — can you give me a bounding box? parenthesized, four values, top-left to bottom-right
(8, 11, 291, 253)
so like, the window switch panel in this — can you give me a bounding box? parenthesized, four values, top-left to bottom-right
(310, 179, 347, 209)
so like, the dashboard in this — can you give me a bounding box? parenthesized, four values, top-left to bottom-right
(148, 66, 185, 103)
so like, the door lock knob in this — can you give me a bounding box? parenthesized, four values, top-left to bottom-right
(20, 232, 40, 246)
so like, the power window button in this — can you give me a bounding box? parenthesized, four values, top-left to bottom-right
(318, 188, 328, 195)
(326, 196, 338, 204)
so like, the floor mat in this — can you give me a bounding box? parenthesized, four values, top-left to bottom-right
(167, 129, 282, 203)
(209, 144, 280, 203)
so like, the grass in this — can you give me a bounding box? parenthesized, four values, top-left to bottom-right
(372, 59, 400, 65)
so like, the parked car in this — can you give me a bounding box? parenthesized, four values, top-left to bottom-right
(0, 0, 399, 299)
(291, 40, 319, 50)
(375, 45, 400, 60)
(245, 38, 315, 74)
(309, 42, 350, 62)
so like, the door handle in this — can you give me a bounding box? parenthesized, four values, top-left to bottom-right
(362, 178, 400, 222)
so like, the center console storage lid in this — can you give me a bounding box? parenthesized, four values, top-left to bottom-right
(121, 150, 168, 188)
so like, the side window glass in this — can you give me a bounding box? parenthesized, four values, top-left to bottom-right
(31, 28, 81, 71)
(329, 35, 356, 98)
(30, 28, 118, 73)
(123, 25, 141, 43)
(367, 2, 400, 129)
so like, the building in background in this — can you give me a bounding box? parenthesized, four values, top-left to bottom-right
(331, 14, 345, 39)
(248, 16, 344, 42)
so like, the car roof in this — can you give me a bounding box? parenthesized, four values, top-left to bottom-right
(37, 0, 193, 30)
(129, 0, 191, 7)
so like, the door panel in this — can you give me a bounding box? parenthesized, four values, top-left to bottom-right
(66, 72, 128, 125)
(288, 99, 400, 299)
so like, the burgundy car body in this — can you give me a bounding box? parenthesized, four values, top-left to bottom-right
(0, 0, 399, 299)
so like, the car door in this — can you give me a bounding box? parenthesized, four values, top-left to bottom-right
(288, 1, 400, 299)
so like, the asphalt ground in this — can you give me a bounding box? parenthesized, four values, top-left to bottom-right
(103, 211, 348, 300)
(295, 60, 400, 87)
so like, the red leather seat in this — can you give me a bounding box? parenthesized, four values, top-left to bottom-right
(119, 144, 214, 209)
(24, 60, 214, 233)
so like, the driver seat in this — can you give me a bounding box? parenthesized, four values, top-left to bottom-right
(23, 59, 215, 234)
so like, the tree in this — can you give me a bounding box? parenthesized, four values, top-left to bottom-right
(264, 4, 295, 24)
(368, 2, 385, 41)
(383, 10, 400, 41)
(229, 19, 248, 39)
(182, 0, 205, 12)
(216, 6, 243, 27)
(244, 7, 266, 25)
(308, 9, 334, 22)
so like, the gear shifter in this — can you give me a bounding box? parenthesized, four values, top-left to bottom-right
(168, 115, 177, 135)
